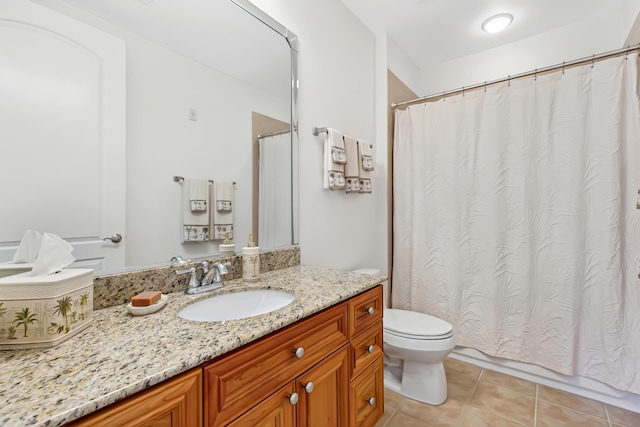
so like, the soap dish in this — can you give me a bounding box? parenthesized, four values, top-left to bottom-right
(127, 294, 168, 316)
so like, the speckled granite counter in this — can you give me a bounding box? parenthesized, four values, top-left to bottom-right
(0, 266, 386, 426)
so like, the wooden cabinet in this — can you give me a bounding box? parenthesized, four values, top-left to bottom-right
(205, 285, 384, 427)
(68, 368, 202, 427)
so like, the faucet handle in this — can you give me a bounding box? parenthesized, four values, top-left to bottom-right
(201, 260, 209, 273)
(176, 267, 198, 288)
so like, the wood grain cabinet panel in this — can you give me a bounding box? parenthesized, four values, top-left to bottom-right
(204, 303, 348, 426)
(349, 320, 383, 379)
(227, 383, 296, 427)
(349, 356, 384, 427)
(68, 368, 202, 427)
(296, 346, 349, 427)
(348, 286, 383, 338)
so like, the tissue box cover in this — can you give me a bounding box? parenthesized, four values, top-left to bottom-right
(0, 262, 34, 279)
(0, 268, 93, 350)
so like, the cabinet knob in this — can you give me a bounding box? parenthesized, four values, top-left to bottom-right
(303, 381, 314, 393)
(366, 306, 375, 315)
(294, 347, 305, 359)
(288, 392, 299, 405)
(366, 345, 375, 353)
(366, 397, 375, 406)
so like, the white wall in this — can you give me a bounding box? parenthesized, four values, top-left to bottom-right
(251, 0, 387, 274)
(386, 37, 421, 96)
(34, 0, 289, 267)
(419, 2, 640, 95)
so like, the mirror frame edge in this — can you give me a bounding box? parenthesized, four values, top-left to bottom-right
(231, 0, 299, 247)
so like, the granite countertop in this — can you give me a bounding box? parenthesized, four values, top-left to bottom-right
(0, 266, 386, 427)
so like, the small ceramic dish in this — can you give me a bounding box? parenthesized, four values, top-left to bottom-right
(127, 294, 168, 316)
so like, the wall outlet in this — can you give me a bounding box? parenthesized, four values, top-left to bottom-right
(189, 108, 197, 121)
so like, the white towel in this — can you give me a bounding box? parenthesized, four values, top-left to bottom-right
(210, 182, 234, 240)
(359, 140, 375, 171)
(357, 140, 373, 194)
(189, 179, 209, 212)
(323, 128, 346, 190)
(343, 135, 361, 193)
(182, 178, 210, 242)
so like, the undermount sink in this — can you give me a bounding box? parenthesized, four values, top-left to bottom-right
(178, 289, 296, 322)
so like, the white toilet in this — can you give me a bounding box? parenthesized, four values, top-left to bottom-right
(353, 268, 455, 405)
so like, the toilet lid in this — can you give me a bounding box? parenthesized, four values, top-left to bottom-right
(384, 309, 453, 338)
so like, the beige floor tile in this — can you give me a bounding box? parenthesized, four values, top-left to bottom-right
(375, 405, 396, 427)
(469, 382, 535, 426)
(384, 388, 405, 410)
(447, 370, 480, 403)
(385, 411, 433, 427)
(444, 358, 482, 380)
(606, 405, 640, 427)
(536, 400, 608, 426)
(398, 395, 464, 427)
(458, 405, 528, 427)
(480, 369, 537, 397)
(537, 385, 606, 419)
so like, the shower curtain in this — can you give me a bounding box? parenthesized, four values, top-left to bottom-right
(258, 132, 292, 249)
(393, 52, 640, 393)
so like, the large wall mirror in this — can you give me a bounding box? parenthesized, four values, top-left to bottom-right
(0, 0, 299, 274)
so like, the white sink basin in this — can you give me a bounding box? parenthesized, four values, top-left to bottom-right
(178, 289, 296, 322)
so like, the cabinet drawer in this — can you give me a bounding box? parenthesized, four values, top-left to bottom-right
(349, 320, 383, 378)
(349, 286, 383, 338)
(350, 356, 384, 427)
(204, 303, 348, 426)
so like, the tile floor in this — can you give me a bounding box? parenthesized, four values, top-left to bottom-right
(376, 358, 640, 427)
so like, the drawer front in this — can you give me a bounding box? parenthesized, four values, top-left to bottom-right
(349, 320, 383, 378)
(349, 286, 383, 338)
(204, 303, 348, 426)
(350, 356, 384, 427)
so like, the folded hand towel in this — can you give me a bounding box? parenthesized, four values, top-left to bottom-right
(357, 140, 373, 194)
(189, 179, 209, 212)
(359, 139, 375, 171)
(182, 178, 210, 242)
(343, 135, 361, 193)
(323, 128, 346, 190)
(210, 182, 234, 240)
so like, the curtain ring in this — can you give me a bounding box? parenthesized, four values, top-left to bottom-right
(484, 81, 487, 92)
(562, 61, 565, 75)
(508, 76, 511, 87)
(462, 86, 465, 97)
(592, 54, 595, 68)
(443, 91, 446, 101)
(534, 69, 537, 81)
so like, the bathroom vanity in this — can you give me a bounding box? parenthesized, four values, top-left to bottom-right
(0, 266, 385, 427)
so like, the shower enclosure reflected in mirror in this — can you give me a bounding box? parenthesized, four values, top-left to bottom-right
(0, 0, 298, 274)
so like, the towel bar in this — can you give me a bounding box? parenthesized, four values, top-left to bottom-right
(173, 176, 236, 185)
(312, 127, 373, 148)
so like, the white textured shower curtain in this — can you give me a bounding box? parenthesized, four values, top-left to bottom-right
(393, 52, 640, 393)
(259, 132, 292, 249)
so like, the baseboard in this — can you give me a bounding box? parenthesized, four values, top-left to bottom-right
(450, 346, 640, 414)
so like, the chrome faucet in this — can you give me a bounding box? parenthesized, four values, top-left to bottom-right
(176, 261, 229, 295)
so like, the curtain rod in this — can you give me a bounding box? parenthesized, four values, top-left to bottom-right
(391, 44, 640, 109)
(258, 128, 291, 139)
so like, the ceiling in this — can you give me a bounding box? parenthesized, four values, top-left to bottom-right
(338, 0, 627, 69)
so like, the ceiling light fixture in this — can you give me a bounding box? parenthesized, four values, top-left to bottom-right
(481, 14, 513, 33)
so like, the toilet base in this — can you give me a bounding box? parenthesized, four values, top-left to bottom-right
(384, 360, 448, 405)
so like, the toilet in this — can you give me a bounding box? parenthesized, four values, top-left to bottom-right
(353, 268, 455, 405)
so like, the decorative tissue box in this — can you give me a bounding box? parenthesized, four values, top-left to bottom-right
(0, 268, 93, 350)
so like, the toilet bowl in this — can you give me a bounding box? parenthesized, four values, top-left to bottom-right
(383, 308, 455, 405)
(352, 268, 455, 405)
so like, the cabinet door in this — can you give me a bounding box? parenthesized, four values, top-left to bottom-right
(349, 357, 384, 427)
(296, 346, 349, 427)
(227, 383, 296, 427)
(67, 368, 202, 427)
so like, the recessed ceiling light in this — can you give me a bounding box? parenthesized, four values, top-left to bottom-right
(481, 14, 513, 33)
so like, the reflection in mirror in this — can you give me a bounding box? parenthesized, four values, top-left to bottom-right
(0, 0, 299, 274)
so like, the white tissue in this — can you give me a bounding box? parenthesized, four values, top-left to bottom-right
(12, 229, 43, 263)
(30, 233, 76, 276)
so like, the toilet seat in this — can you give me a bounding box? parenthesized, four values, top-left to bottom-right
(384, 309, 453, 340)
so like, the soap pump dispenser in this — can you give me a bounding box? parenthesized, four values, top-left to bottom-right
(219, 232, 235, 256)
(242, 233, 260, 282)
